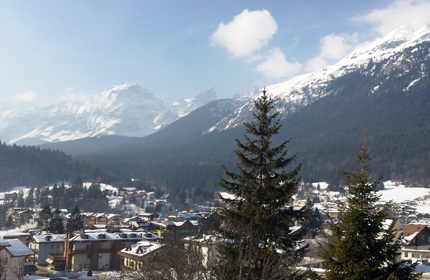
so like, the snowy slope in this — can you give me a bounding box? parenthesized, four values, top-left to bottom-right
(208, 25, 430, 132)
(0, 83, 217, 144)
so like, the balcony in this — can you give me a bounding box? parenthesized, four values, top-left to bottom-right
(46, 254, 66, 271)
(46, 254, 65, 263)
(70, 249, 92, 254)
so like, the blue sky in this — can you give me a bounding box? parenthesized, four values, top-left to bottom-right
(1, 0, 429, 106)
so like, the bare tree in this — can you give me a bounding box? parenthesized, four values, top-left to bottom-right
(0, 256, 8, 280)
(124, 237, 209, 280)
(9, 258, 25, 280)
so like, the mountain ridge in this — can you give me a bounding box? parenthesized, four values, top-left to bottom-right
(0, 83, 218, 145)
(46, 25, 430, 189)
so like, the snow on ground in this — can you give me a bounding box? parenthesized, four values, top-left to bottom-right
(107, 195, 122, 208)
(83, 182, 118, 192)
(312, 182, 328, 189)
(379, 181, 430, 203)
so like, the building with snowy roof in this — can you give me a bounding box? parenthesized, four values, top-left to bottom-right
(401, 224, 430, 263)
(63, 230, 161, 271)
(28, 234, 65, 266)
(0, 238, 37, 279)
(118, 241, 165, 270)
(151, 219, 201, 238)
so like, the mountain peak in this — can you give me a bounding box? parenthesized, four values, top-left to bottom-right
(101, 82, 155, 100)
(194, 87, 217, 102)
(209, 24, 430, 133)
(0, 82, 219, 144)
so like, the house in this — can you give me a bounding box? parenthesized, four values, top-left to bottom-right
(124, 216, 150, 230)
(0, 238, 37, 280)
(139, 213, 159, 222)
(96, 214, 108, 225)
(401, 224, 430, 262)
(28, 234, 65, 266)
(79, 213, 92, 227)
(63, 230, 161, 271)
(2, 232, 31, 245)
(118, 241, 164, 270)
(151, 219, 201, 238)
(11, 209, 34, 226)
(4, 193, 18, 201)
(107, 214, 123, 225)
(182, 235, 220, 268)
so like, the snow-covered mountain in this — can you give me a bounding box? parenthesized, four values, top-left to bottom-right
(0, 83, 217, 144)
(208, 25, 430, 133)
(2, 25, 430, 146)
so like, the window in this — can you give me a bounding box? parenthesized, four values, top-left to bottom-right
(87, 254, 91, 259)
(405, 252, 409, 257)
(422, 235, 425, 240)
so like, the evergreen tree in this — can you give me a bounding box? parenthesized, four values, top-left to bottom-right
(38, 205, 52, 230)
(35, 186, 41, 205)
(304, 199, 323, 239)
(48, 206, 65, 234)
(28, 186, 34, 197)
(66, 205, 84, 233)
(320, 138, 418, 280)
(51, 183, 59, 202)
(25, 195, 34, 208)
(16, 191, 25, 207)
(214, 90, 315, 279)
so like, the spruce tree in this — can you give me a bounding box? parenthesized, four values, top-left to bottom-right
(320, 138, 418, 280)
(66, 205, 84, 233)
(48, 206, 65, 234)
(214, 90, 314, 279)
(38, 205, 52, 230)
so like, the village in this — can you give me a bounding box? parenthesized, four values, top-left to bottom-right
(0, 180, 429, 279)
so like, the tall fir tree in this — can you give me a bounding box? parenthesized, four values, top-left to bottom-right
(17, 191, 25, 208)
(214, 90, 315, 280)
(48, 206, 65, 234)
(320, 138, 418, 280)
(38, 205, 52, 231)
(66, 205, 84, 233)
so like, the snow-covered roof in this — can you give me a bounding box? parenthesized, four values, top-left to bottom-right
(6, 239, 34, 256)
(32, 234, 65, 243)
(0, 237, 9, 247)
(119, 241, 164, 257)
(69, 231, 160, 242)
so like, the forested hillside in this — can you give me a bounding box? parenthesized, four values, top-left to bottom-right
(0, 142, 105, 190)
(37, 41, 430, 192)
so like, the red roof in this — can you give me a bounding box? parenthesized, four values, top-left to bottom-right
(403, 224, 428, 237)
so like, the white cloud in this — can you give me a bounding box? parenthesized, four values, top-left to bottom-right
(305, 33, 359, 72)
(8, 90, 37, 102)
(354, 0, 430, 35)
(211, 9, 277, 57)
(255, 48, 302, 78)
(320, 33, 359, 60)
(305, 57, 330, 73)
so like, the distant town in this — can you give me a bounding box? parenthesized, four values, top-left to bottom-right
(0, 179, 429, 279)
